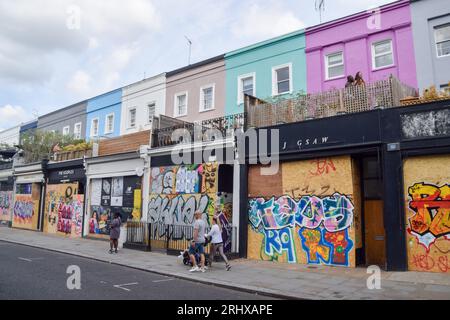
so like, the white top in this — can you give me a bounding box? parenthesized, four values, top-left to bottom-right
(206, 224, 223, 244)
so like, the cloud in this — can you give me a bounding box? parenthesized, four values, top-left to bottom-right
(232, 2, 305, 40)
(67, 70, 91, 95)
(0, 0, 160, 86)
(0, 105, 33, 129)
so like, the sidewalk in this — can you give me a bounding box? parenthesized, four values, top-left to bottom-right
(1, 226, 449, 300)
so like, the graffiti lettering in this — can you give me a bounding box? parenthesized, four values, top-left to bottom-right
(309, 158, 336, 177)
(0, 191, 13, 222)
(249, 193, 354, 266)
(407, 183, 450, 250)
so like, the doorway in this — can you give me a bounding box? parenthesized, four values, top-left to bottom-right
(361, 156, 386, 268)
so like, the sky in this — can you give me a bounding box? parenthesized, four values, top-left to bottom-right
(0, 0, 395, 131)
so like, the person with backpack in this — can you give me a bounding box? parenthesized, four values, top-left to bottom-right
(206, 215, 231, 271)
(109, 212, 122, 254)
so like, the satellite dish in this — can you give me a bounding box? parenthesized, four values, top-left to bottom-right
(135, 167, 144, 177)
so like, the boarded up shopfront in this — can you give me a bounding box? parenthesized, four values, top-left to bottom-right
(88, 176, 142, 239)
(12, 183, 41, 231)
(43, 162, 86, 238)
(403, 154, 450, 273)
(148, 163, 233, 252)
(247, 155, 362, 267)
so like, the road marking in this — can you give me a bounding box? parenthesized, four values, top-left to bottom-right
(152, 278, 174, 283)
(18, 257, 33, 262)
(113, 282, 138, 292)
(18, 257, 44, 262)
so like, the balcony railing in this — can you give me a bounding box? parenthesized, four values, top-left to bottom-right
(246, 76, 419, 128)
(53, 149, 92, 162)
(152, 113, 246, 148)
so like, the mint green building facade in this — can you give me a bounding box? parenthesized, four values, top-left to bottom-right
(225, 29, 307, 115)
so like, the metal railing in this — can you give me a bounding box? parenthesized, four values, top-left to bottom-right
(152, 113, 246, 148)
(246, 76, 418, 127)
(125, 221, 236, 256)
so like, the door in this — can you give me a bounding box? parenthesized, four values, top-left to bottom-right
(364, 200, 386, 267)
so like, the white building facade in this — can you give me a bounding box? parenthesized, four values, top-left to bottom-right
(120, 73, 166, 136)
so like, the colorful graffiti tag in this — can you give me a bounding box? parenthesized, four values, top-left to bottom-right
(249, 194, 354, 266)
(148, 194, 215, 226)
(44, 184, 84, 237)
(407, 183, 450, 251)
(150, 164, 218, 195)
(13, 195, 35, 229)
(149, 163, 233, 252)
(0, 191, 13, 223)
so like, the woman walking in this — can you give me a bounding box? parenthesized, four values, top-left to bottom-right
(109, 212, 122, 254)
(206, 216, 231, 271)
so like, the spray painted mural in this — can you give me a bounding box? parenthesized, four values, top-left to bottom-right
(0, 191, 13, 223)
(248, 156, 359, 267)
(404, 155, 450, 273)
(44, 184, 84, 237)
(149, 163, 233, 252)
(89, 176, 142, 236)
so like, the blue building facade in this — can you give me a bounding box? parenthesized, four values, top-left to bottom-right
(86, 89, 123, 140)
(225, 29, 307, 116)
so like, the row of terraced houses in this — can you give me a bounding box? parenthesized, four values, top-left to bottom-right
(0, 0, 449, 274)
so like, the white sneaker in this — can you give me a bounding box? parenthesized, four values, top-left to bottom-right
(189, 266, 200, 272)
(200, 267, 206, 273)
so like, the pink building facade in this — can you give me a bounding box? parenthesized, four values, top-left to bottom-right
(306, 0, 418, 93)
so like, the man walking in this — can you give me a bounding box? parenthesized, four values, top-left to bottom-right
(189, 211, 206, 273)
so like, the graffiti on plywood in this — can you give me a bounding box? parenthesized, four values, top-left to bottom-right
(13, 195, 35, 228)
(148, 194, 215, 226)
(0, 191, 13, 222)
(249, 194, 354, 266)
(150, 163, 218, 195)
(407, 183, 450, 251)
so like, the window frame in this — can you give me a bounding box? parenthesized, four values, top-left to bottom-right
(174, 91, 188, 118)
(128, 107, 137, 129)
(237, 73, 256, 105)
(90, 118, 99, 138)
(104, 113, 115, 135)
(199, 83, 216, 112)
(74, 122, 82, 139)
(147, 102, 156, 123)
(62, 126, 70, 136)
(325, 51, 345, 80)
(434, 23, 450, 58)
(371, 39, 395, 70)
(272, 63, 293, 96)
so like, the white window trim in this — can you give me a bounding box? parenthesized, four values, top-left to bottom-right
(90, 118, 99, 138)
(272, 63, 293, 96)
(371, 39, 395, 70)
(174, 91, 188, 118)
(74, 122, 82, 139)
(434, 24, 450, 58)
(199, 83, 216, 112)
(62, 126, 70, 136)
(237, 72, 256, 105)
(325, 51, 345, 80)
(127, 107, 137, 129)
(104, 113, 114, 134)
(147, 102, 156, 123)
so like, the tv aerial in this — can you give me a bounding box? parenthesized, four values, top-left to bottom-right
(315, 0, 325, 23)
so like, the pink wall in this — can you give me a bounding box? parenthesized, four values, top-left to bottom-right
(306, 0, 417, 93)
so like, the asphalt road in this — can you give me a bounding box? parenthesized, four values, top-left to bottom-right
(0, 241, 273, 300)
